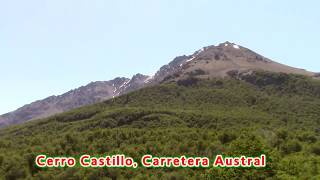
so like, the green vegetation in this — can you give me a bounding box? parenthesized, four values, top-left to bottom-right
(0, 72, 320, 179)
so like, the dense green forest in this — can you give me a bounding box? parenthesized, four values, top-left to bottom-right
(0, 72, 320, 179)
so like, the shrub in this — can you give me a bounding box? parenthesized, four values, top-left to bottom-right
(281, 140, 302, 154)
(218, 132, 237, 144)
(311, 143, 320, 156)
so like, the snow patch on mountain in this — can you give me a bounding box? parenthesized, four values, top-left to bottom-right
(144, 75, 154, 83)
(233, 44, 240, 49)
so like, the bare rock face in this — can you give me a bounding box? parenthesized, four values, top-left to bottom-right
(152, 55, 192, 83)
(0, 41, 316, 127)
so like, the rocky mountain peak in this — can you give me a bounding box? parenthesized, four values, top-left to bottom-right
(216, 41, 240, 48)
(166, 42, 315, 80)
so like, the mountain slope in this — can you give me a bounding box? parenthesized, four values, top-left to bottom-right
(0, 75, 149, 127)
(0, 41, 317, 127)
(0, 72, 319, 179)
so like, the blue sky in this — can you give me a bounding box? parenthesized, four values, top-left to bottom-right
(0, 0, 319, 114)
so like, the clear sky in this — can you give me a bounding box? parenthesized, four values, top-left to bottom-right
(0, 0, 319, 114)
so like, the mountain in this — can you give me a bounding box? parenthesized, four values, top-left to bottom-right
(1, 71, 320, 179)
(156, 42, 315, 82)
(0, 41, 317, 127)
(0, 42, 320, 179)
(0, 76, 149, 127)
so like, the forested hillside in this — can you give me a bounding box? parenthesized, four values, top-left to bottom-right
(0, 72, 320, 179)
